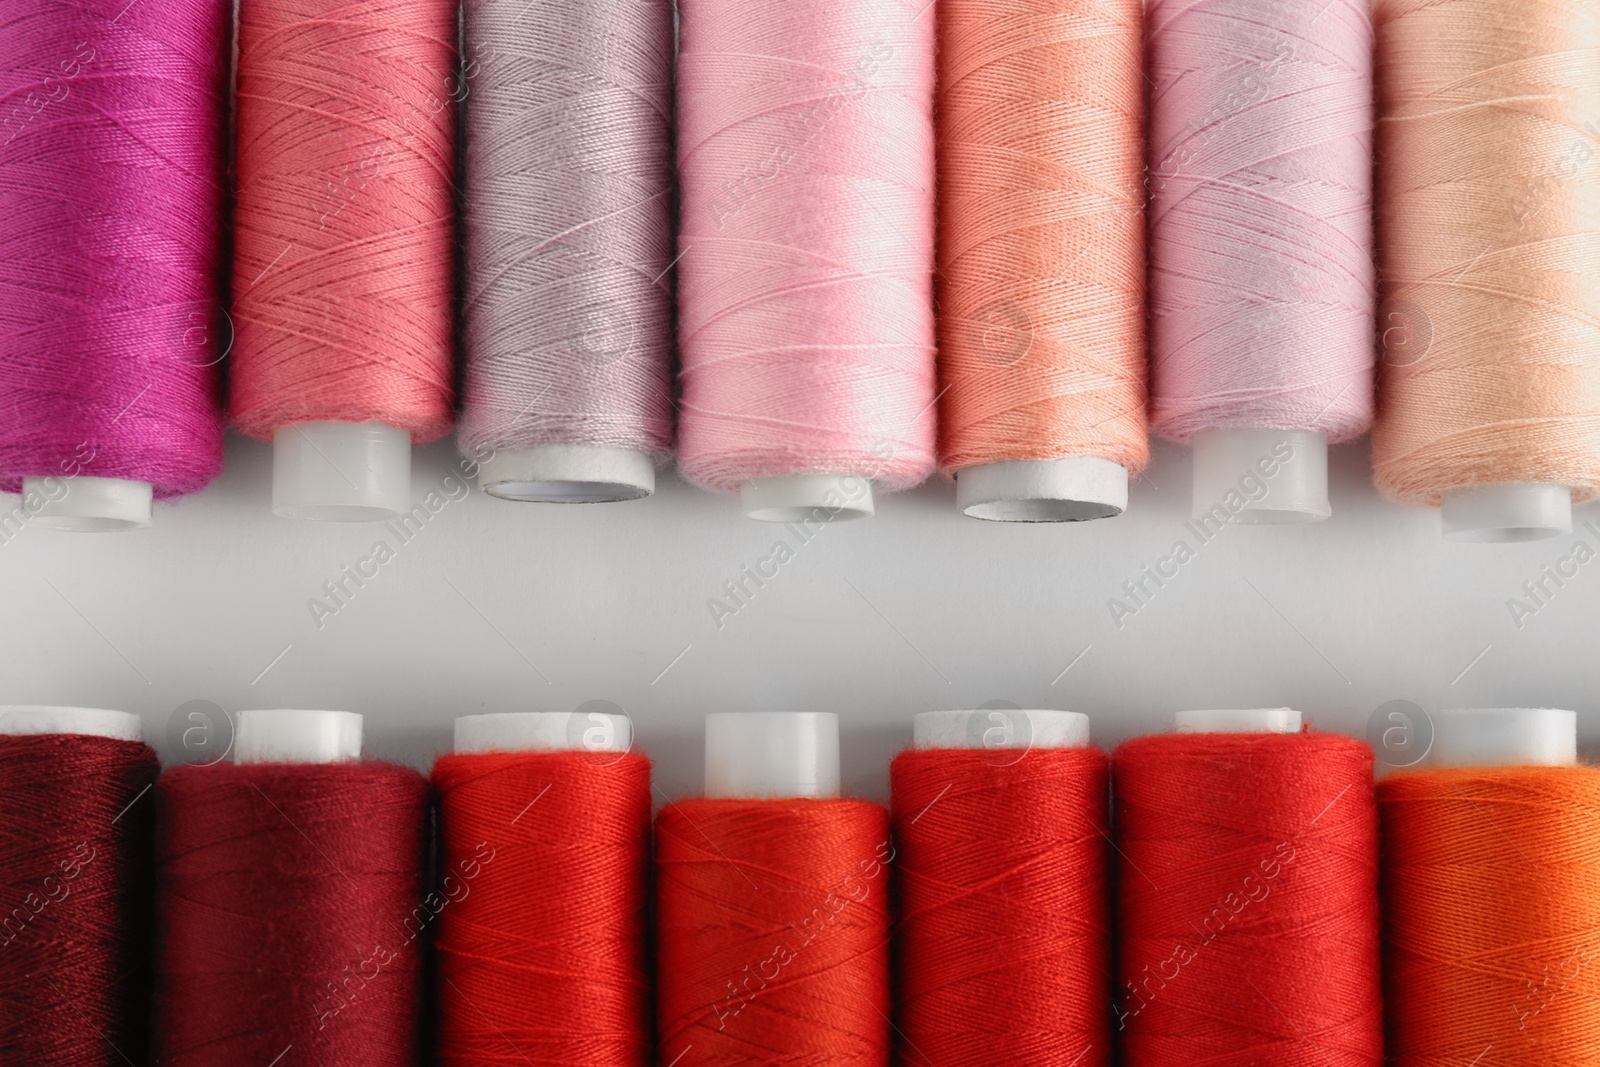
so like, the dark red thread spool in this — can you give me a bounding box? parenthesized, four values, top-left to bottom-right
(890, 709, 1112, 1066)
(432, 711, 652, 1066)
(0, 712, 159, 1065)
(1113, 716, 1383, 1065)
(154, 743, 428, 1064)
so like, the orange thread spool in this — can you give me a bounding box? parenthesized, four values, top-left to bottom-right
(1380, 765, 1600, 1064)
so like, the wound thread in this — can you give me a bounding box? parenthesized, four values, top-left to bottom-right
(458, 0, 676, 472)
(0, 734, 159, 1064)
(936, 0, 1148, 480)
(1379, 765, 1600, 1065)
(230, 0, 458, 442)
(154, 761, 428, 1064)
(0, 0, 228, 497)
(655, 797, 892, 1066)
(1147, 0, 1375, 442)
(890, 746, 1112, 1066)
(432, 750, 653, 1066)
(1114, 731, 1384, 1064)
(674, 0, 939, 493)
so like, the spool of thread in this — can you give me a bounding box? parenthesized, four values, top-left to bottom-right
(891, 710, 1110, 1065)
(155, 709, 428, 1064)
(459, 0, 675, 503)
(0, 0, 228, 531)
(937, 0, 1147, 522)
(656, 712, 891, 1064)
(0, 708, 158, 1064)
(675, 0, 938, 522)
(1114, 710, 1384, 1064)
(1373, 0, 1600, 542)
(1147, 0, 1376, 524)
(231, 0, 457, 522)
(1380, 708, 1599, 1064)
(432, 712, 652, 1065)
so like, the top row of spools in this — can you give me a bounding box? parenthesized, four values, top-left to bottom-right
(0, 0, 1594, 542)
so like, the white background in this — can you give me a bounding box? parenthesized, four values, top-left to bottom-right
(1, 434, 1595, 800)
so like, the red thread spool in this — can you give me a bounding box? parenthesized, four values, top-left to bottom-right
(656, 798, 893, 1065)
(1113, 720, 1383, 1065)
(0, 717, 158, 1065)
(432, 743, 652, 1065)
(890, 721, 1111, 1066)
(154, 760, 428, 1064)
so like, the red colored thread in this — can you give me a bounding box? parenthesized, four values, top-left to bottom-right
(0, 734, 158, 1064)
(431, 750, 652, 1066)
(655, 798, 893, 1066)
(154, 761, 428, 1065)
(1113, 731, 1383, 1065)
(890, 747, 1112, 1066)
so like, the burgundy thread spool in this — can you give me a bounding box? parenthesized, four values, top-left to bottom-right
(0, 707, 159, 1065)
(155, 710, 428, 1065)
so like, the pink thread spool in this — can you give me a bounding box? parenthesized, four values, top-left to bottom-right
(674, 0, 939, 522)
(1147, 0, 1376, 524)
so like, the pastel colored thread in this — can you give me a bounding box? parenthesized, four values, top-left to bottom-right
(458, 0, 676, 463)
(1372, 0, 1600, 506)
(1147, 0, 1375, 443)
(937, 0, 1148, 477)
(675, 0, 939, 492)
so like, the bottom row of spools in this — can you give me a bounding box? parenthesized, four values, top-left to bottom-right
(0, 703, 1588, 1065)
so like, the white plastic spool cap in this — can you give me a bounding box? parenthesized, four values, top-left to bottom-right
(0, 706, 142, 741)
(1176, 708, 1303, 734)
(1191, 428, 1329, 524)
(272, 421, 411, 522)
(454, 711, 632, 754)
(704, 712, 840, 798)
(955, 458, 1127, 522)
(234, 709, 363, 764)
(22, 476, 152, 532)
(912, 709, 1090, 749)
(1430, 708, 1577, 768)
(741, 475, 874, 523)
(1440, 483, 1571, 544)
(478, 446, 654, 503)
